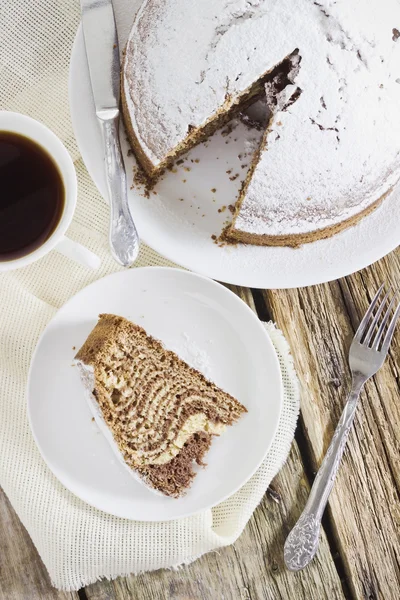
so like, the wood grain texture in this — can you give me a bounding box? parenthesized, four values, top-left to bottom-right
(0, 487, 78, 600)
(83, 443, 345, 600)
(1, 253, 399, 599)
(264, 248, 400, 600)
(83, 285, 345, 600)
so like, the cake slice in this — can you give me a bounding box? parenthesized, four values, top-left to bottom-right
(75, 314, 247, 498)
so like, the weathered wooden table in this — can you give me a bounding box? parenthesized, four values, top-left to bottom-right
(1, 249, 399, 600)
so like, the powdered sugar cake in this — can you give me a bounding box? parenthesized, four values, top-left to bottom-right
(122, 0, 400, 246)
(75, 314, 247, 498)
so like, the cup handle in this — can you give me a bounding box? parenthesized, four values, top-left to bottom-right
(55, 236, 101, 270)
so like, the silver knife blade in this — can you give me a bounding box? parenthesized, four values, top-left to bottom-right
(81, 0, 120, 116)
(80, 0, 140, 267)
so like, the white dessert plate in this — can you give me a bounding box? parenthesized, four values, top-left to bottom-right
(27, 267, 283, 521)
(69, 0, 400, 288)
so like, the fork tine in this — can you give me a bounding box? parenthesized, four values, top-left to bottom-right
(354, 284, 385, 343)
(380, 301, 400, 354)
(363, 286, 392, 345)
(372, 292, 399, 349)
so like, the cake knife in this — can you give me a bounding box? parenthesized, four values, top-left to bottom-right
(80, 0, 139, 267)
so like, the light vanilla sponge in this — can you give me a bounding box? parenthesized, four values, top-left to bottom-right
(75, 314, 247, 498)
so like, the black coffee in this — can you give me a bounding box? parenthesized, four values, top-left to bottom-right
(0, 131, 65, 260)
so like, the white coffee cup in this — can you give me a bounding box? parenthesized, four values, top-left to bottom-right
(0, 111, 100, 271)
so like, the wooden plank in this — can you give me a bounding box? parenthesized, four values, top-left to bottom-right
(0, 487, 78, 600)
(0, 281, 350, 599)
(84, 286, 345, 600)
(84, 443, 345, 600)
(263, 248, 400, 600)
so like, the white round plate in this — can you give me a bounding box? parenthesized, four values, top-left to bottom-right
(69, 1, 399, 288)
(27, 267, 283, 521)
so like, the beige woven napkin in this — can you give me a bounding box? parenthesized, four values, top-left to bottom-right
(0, 0, 300, 590)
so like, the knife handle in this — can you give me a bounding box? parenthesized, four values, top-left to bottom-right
(97, 111, 140, 267)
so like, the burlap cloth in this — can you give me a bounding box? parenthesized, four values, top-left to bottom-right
(0, 0, 300, 590)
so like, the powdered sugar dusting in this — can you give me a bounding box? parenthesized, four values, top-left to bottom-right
(244, 137, 260, 156)
(168, 332, 212, 378)
(123, 0, 400, 240)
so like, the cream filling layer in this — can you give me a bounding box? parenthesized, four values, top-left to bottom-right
(76, 361, 225, 469)
(151, 414, 225, 465)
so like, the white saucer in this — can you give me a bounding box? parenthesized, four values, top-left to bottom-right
(68, 0, 400, 289)
(27, 267, 283, 521)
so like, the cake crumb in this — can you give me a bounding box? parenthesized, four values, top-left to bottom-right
(182, 179, 187, 183)
(184, 167, 191, 172)
(132, 165, 153, 198)
(194, 158, 200, 163)
(91, 417, 95, 422)
(214, 235, 229, 248)
(221, 123, 237, 136)
(179, 198, 184, 201)
(226, 169, 232, 174)
(218, 205, 227, 213)
(228, 204, 235, 214)
(229, 173, 239, 181)
(72, 346, 76, 351)
(211, 188, 217, 193)
(211, 234, 217, 240)
(176, 159, 184, 165)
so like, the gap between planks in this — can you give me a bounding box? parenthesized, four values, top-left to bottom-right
(260, 249, 400, 600)
(249, 286, 352, 599)
(82, 284, 346, 600)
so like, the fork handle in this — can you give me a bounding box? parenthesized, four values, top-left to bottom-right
(284, 375, 365, 571)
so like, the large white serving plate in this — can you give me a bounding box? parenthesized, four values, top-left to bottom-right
(27, 267, 283, 521)
(69, 0, 399, 288)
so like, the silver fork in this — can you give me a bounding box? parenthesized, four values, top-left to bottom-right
(284, 284, 400, 571)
